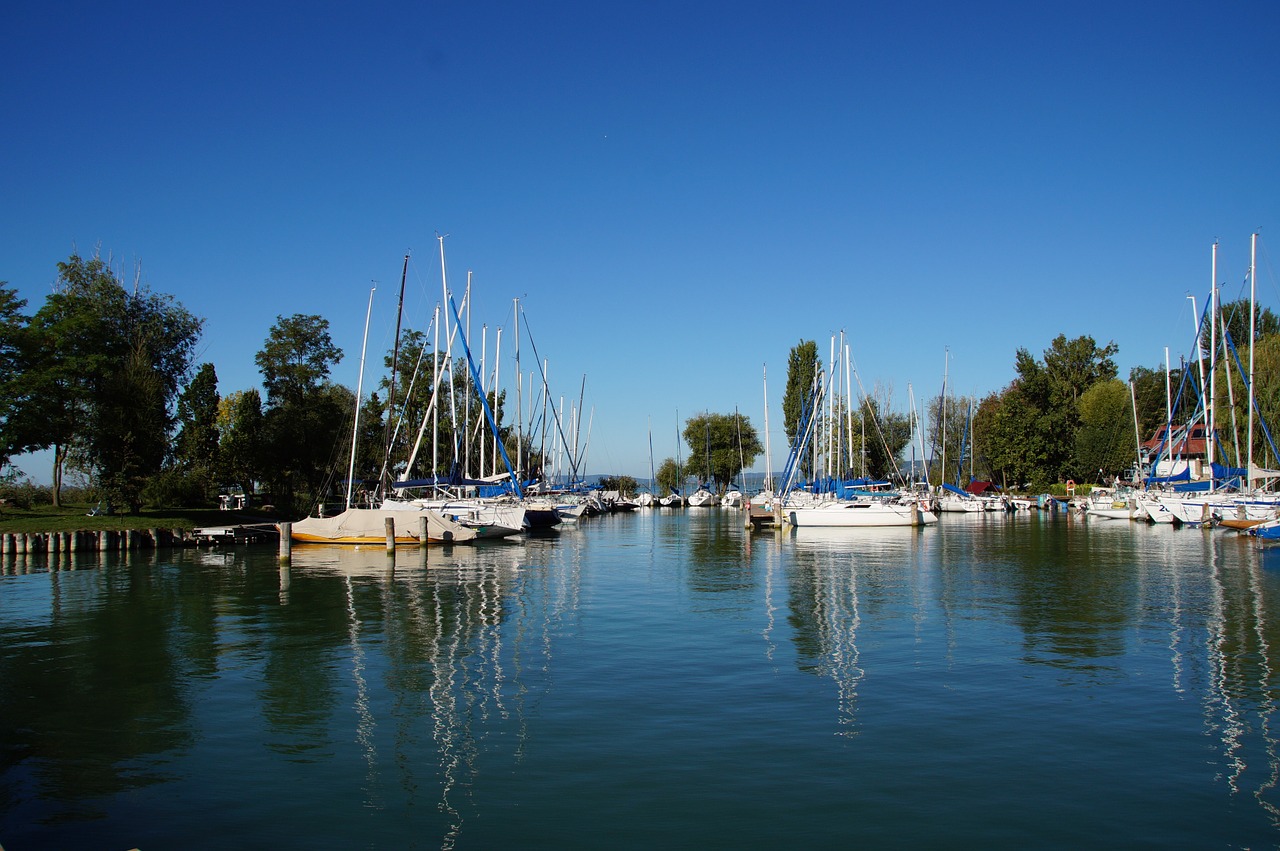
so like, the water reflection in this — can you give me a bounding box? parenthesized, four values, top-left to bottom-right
(0, 539, 575, 849)
(785, 527, 929, 735)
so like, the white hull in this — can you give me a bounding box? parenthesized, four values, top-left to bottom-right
(787, 500, 933, 527)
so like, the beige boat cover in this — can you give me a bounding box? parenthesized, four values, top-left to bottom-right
(289, 507, 478, 544)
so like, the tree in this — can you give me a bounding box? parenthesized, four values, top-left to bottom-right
(859, 395, 913, 481)
(175, 364, 221, 471)
(1043, 333, 1118, 406)
(975, 335, 1120, 489)
(22, 252, 202, 509)
(0, 284, 37, 471)
(925, 391, 976, 485)
(217, 389, 264, 494)
(681, 411, 763, 493)
(655, 457, 684, 494)
(1219, 298, 1279, 352)
(782, 340, 819, 447)
(598, 475, 638, 496)
(782, 340, 820, 479)
(1073, 379, 1135, 481)
(254, 315, 349, 515)
(255, 314, 343, 407)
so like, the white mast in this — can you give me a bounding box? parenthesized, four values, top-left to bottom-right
(844, 342, 854, 479)
(346, 284, 376, 510)
(514, 298, 522, 478)
(762, 364, 773, 492)
(1248, 231, 1258, 486)
(1208, 242, 1218, 472)
(1129, 380, 1142, 482)
(492, 326, 502, 478)
(1163, 346, 1173, 475)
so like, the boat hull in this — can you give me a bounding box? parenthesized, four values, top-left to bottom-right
(787, 501, 929, 527)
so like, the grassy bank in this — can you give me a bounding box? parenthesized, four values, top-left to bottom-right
(0, 502, 282, 535)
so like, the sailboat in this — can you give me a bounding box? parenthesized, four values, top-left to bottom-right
(287, 282, 478, 546)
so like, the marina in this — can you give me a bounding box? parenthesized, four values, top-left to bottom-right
(3, 508, 1280, 848)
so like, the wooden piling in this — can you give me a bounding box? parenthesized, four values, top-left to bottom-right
(385, 517, 396, 554)
(419, 516, 429, 547)
(278, 523, 292, 561)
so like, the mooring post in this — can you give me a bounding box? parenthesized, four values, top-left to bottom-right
(278, 523, 292, 562)
(419, 516, 429, 547)
(385, 517, 396, 554)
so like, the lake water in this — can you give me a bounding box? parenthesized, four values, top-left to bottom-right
(3, 509, 1280, 849)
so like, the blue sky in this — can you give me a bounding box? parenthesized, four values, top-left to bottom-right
(4, 0, 1279, 481)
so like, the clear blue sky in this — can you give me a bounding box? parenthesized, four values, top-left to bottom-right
(4, 0, 1279, 481)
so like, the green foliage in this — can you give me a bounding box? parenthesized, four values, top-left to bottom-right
(255, 314, 343, 407)
(1073, 379, 1136, 480)
(976, 335, 1119, 489)
(598, 475, 638, 496)
(782, 340, 819, 449)
(142, 467, 214, 509)
(926, 392, 976, 485)
(175, 363, 221, 476)
(0, 285, 36, 468)
(217, 389, 264, 493)
(655, 457, 684, 494)
(20, 253, 203, 511)
(1219, 298, 1279, 350)
(682, 411, 763, 492)
(1211, 334, 1280, 470)
(860, 396, 913, 481)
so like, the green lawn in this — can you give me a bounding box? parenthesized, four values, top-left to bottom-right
(0, 502, 282, 534)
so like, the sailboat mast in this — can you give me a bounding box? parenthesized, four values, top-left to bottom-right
(514, 298, 523, 478)
(492, 327, 502, 479)
(1248, 231, 1258, 486)
(1129, 380, 1142, 481)
(762, 364, 773, 492)
(1208, 243, 1217, 472)
(347, 284, 376, 509)
(380, 254, 409, 497)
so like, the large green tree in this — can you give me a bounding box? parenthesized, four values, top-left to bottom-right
(175, 364, 221, 471)
(1073, 379, 1137, 481)
(782, 340, 820, 478)
(976, 335, 1119, 489)
(255, 315, 348, 515)
(255, 314, 344, 407)
(681, 411, 763, 493)
(655, 457, 684, 494)
(0, 284, 37, 471)
(22, 253, 202, 509)
(217, 389, 264, 494)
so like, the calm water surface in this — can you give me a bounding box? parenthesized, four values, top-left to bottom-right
(3, 510, 1280, 849)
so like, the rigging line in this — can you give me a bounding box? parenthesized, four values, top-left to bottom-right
(518, 303, 579, 471)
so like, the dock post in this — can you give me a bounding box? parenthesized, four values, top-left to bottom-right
(278, 523, 292, 562)
(419, 516, 429, 547)
(385, 517, 396, 554)
(15, 534, 26, 555)
(99, 531, 109, 552)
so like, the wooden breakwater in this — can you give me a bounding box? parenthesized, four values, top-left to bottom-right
(0, 527, 192, 555)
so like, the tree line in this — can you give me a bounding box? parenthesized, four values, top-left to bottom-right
(3, 252, 1275, 512)
(0, 252, 545, 516)
(774, 299, 1280, 493)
